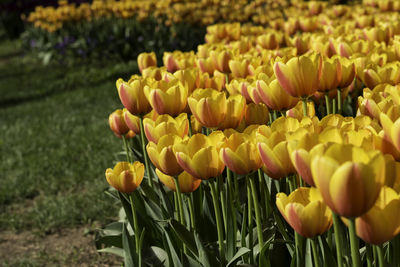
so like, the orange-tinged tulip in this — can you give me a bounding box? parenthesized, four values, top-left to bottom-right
(105, 161, 144, 193)
(318, 57, 341, 92)
(137, 52, 157, 73)
(274, 54, 322, 98)
(174, 132, 226, 180)
(188, 88, 227, 128)
(229, 58, 251, 78)
(123, 109, 141, 134)
(155, 169, 201, 193)
(109, 109, 130, 138)
(173, 68, 199, 94)
(147, 134, 184, 176)
(143, 113, 188, 144)
(256, 76, 299, 111)
(210, 50, 232, 73)
(220, 132, 262, 175)
(116, 78, 152, 115)
(276, 187, 332, 238)
(144, 79, 188, 116)
(352, 186, 400, 245)
(217, 94, 246, 130)
(380, 113, 400, 153)
(337, 56, 356, 88)
(311, 143, 386, 218)
(141, 66, 166, 81)
(257, 130, 296, 179)
(286, 101, 315, 119)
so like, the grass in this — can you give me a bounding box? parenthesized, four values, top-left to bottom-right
(0, 38, 138, 233)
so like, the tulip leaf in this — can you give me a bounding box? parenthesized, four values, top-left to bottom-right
(226, 247, 251, 267)
(164, 230, 183, 267)
(97, 247, 124, 258)
(122, 222, 137, 267)
(118, 192, 135, 229)
(194, 231, 220, 267)
(142, 246, 169, 266)
(169, 219, 198, 257)
(258, 234, 275, 267)
(318, 235, 337, 267)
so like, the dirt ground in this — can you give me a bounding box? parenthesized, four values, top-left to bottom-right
(0, 226, 120, 266)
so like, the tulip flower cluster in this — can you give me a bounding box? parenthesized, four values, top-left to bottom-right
(99, 1, 400, 267)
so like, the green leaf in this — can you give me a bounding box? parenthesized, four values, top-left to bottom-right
(258, 234, 275, 267)
(318, 236, 337, 267)
(164, 231, 183, 267)
(143, 246, 169, 266)
(97, 247, 124, 258)
(122, 222, 136, 267)
(169, 219, 198, 257)
(226, 247, 251, 267)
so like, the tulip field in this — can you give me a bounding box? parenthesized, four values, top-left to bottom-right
(3, 0, 400, 266)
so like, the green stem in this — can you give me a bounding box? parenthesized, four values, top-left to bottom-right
(247, 178, 254, 265)
(332, 213, 344, 267)
(187, 113, 193, 137)
(122, 136, 132, 163)
(311, 238, 320, 267)
(348, 218, 361, 267)
(227, 169, 237, 246)
(301, 98, 308, 117)
(295, 232, 304, 267)
(337, 89, 342, 115)
(376, 244, 385, 267)
(332, 98, 336, 114)
(366, 243, 373, 267)
(233, 172, 239, 206)
(250, 174, 264, 249)
(325, 94, 331, 115)
(187, 195, 195, 229)
(210, 180, 225, 263)
(129, 194, 141, 266)
(219, 176, 227, 233)
(273, 110, 278, 121)
(139, 115, 153, 188)
(258, 169, 267, 219)
(174, 176, 187, 253)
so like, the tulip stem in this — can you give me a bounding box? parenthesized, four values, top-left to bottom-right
(348, 218, 361, 267)
(258, 169, 269, 218)
(295, 232, 304, 267)
(311, 238, 320, 267)
(209, 180, 225, 264)
(332, 98, 336, 114)
(332, 213, 344, 267)
(122, 136, 132, 163)
(139, 115, 154, 188)
(187, 113, 193, 137)
(219, 176, 227, 233)
(247, 178, 254, 265)
(325, 94, 331, 115)
(366, 244, 373, 267)
(375, 245, 385, 267)
(187, 195, 196, 229)
(227, 168, 237, 245)
(174, 176, 187, 254)
(129, 194, 141, 266)
(250, 174, 264, 250)
(301, 98, 308, 117)
(337, 89, 342, 115)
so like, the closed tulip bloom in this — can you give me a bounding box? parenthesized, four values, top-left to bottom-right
(137, 52, 157, 73)
(256, 75, 299, 111)
(155, 169, 201, 193)
(311, 143, 386, 218)
(276, 187, 332, 238)
(109, 109, 130, 138)
(220, 132, 262, 175)
(142, 66, 166, 81)
(257, 130, 296, 179)
(318, 57, 342, 92)
(337, 57, 356, 88)
(274, 54, 322, 98)
(174, 132, 226, 180)
(116, 78, 152, 115)
(229, 58, 250, 78)
(144, 79, 188, 116)
(143, 113, 188, 144)
(123, 109, 141, 134)
(147, 134, 184, 176)
(188, 88, 227, 128)
(353, 186, 400, 245)
(173, 69, 199, 94)
(218, 94, 246, 130)
(105, 161, 144, 193)
(245, 103, 269, 126)
(210, 50, 232, 73)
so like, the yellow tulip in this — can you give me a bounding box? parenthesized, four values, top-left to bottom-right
(318, 57, 341, 92)
(105, 161, 144, 193)
(174, 132, 226, 180)
(209, 50, 232, 73)
(147, 134, 184, 176)
(220, 132, 262, 175)
(188, 88, 227, 128)
(137, 52, 157, 73)
(116, 78, 152, 115)
(217, 94, 246, 130)
(143, 113, 188, 144)
(352, 186, 400, 245)
(108, 109, 130, 138)
(244, 103, 269, 126)
(144, 78, 188, 116)
(123, 109, 141, 134)
(276, 187, 332, 238)
(311, 143, 385, 218)
(274, 54, 322, 98)
(155, 169, 201, 193)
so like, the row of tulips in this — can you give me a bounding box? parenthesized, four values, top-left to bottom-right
(99, 1, 400, 267)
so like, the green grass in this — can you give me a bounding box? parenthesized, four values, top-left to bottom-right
(0, 40, 138, 232)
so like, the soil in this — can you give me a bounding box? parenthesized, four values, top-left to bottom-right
(0, 226, 121, 266)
